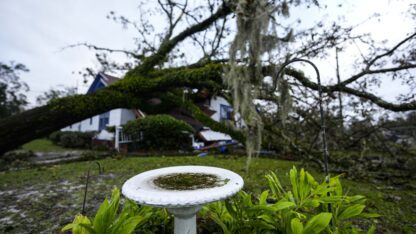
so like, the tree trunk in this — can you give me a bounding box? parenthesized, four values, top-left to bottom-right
(0, 64, 243, 155)
(0, 89, 140, 154)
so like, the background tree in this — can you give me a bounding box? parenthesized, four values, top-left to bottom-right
(0, 61, 29, 119)
(36, 86, 77, 106)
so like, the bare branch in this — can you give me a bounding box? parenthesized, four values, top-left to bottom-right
(366, 31, 416, 67)
(284, 68, 416, 112)
(134, 3, 231, 74)
(339, 64, 416, 86)
(62, 43, 143, 60)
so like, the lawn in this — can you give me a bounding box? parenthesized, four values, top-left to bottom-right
(21, 139, 67, 152)
(0, 155, 414, 233)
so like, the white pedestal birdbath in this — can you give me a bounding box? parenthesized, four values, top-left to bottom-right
(122, 165, 244, 234)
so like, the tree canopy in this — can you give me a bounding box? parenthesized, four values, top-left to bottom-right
(0, 61, 29, 119)
(0, 0, 415, 156)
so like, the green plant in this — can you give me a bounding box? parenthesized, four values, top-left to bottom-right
(49, 131, 63, 144)
(61, 187, 152, 234)
(201, 166, 379, 234)
(123, 114, 193, 151)
(49, 131, 96, 149)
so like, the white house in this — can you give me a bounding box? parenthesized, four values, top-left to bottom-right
(62, 73, 139, 135)
(62, 73, 241, 147)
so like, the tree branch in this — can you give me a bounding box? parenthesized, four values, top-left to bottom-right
(366, 31, 416, 67)
(131, 3, 231, 74)
(0, 64, 225, 154)
(62, 43, 143, 60)
(284, 68, 416, 112)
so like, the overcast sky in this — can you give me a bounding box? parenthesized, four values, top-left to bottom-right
(0, 0, 414, 108)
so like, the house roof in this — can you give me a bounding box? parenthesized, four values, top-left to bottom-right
(100, 73, 120, 86)
(198, 130, 232, 142)
(198, 104, 216, 117)
(169, 108, 203, 132)
(87, 73, 120, 94)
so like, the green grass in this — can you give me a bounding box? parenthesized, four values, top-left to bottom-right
(21, 139, 67, 152)
(0, 155, 414, 233)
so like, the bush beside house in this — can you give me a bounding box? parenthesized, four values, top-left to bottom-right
(49, 131, 96, 149)
(123, 115, 194, 151)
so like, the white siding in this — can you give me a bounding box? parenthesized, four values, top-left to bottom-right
(62, 115, 99, 132)
(209, 96, 231, 122)
(108, 109, 122, 126)
(76, 116, 99, 132)
(62, 108, 136, 132)
(120, 109, 136, 125)
(209, 96, 245, 129)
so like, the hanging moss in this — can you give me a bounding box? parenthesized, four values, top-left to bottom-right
(225, 0, 275, 170)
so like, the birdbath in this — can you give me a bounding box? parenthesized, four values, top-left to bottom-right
(122, 165, 244, 234)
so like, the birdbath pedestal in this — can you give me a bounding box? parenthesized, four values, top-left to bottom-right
(122, 166, 244, 234)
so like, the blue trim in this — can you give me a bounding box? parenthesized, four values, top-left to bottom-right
(220, 104, 233, 122)
(87, 73, 106, 94)
(98, 112, 110, 131)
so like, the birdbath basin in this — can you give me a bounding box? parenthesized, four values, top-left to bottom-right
(122, 165, 244, 234)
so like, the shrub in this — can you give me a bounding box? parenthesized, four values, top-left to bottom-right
(62, 187, 172, 234)
(0, 150, 34, 170)
(2, 150, 34, 163)
(49, 131, 95, 149)
(201, 166, 379, 233)
(48, 131, 63, 144)
(63, 167, 378, 234)
(123, 115, 194, 151)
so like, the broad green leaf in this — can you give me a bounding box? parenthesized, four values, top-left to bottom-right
(271, 200, 296, 211)
(333, 177, 343, 196)
(259, 190, 269, 205)
(306, 172, 318, 187)
(114, 215, 145, 234)
(290, 166, 299, 202)
(61, 223, 77, 232)
(265, 172, 285, 197)
(258, 214, 275, 225)
(93, 198, 110, 233)
(350, 226, 360, 234)
(299, 168, 306, 201)
(367, 225, 376, 234)
(93, 188, 120, 234)
(313, 184, 333, 196)
(339, 204, 365, 220)
(225, 199, 237, 218)
(303, 198, 320, 208)
(78, 224, 96, 234)
(107, 187, 121, 224)
(241, 191, 253, 206)
(207, 210, 231, 234)
(62, 214, 93, 234)
(303, 212, 332, 234)
(290, 218, 303, 234)
(246, 219, 275, 230)
(348, 195, 366, 204)
(357, 212, 381, 218)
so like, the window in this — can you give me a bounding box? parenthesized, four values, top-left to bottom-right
(99, 112, 110, 131)
(90, 117, 93, 125)
(220, 104, 233, 123)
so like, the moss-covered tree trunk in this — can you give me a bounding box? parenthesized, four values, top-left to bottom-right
(0, 63, 246, 155)
(0, 90, 138, 154)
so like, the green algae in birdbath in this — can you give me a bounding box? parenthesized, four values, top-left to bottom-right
(153, 173, 229, 190)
